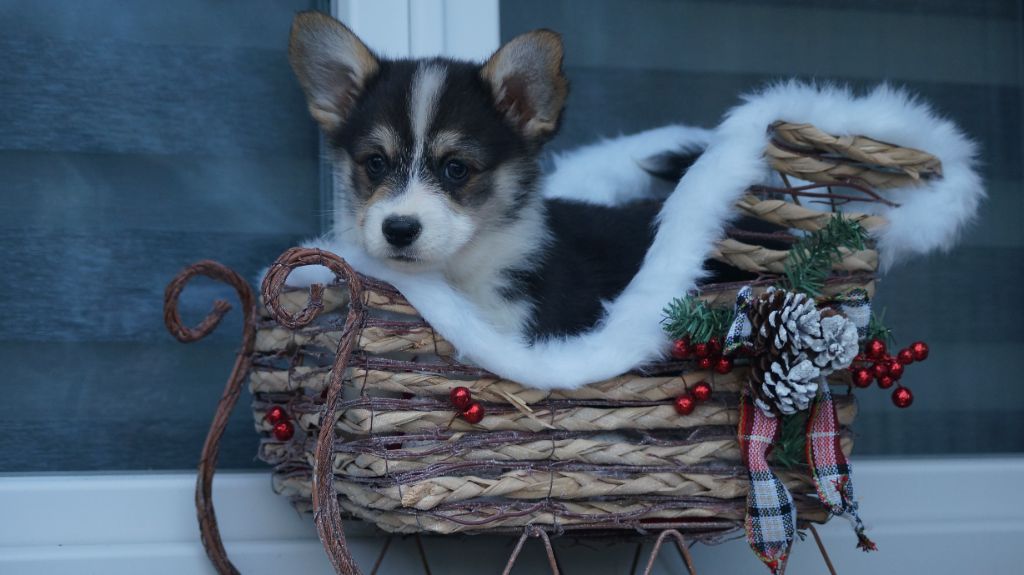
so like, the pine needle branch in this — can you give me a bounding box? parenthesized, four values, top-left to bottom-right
(662, 296, 734, 343)
(866, 308, 893, 345)
(782, 215, 869, 296)
(773, 411, 809, 469)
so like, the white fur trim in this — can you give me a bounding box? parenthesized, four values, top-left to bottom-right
(299, 83, 983, 389)
(542, 124, 712, 205)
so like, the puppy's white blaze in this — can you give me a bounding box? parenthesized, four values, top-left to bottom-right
(409, 64, 447, 168)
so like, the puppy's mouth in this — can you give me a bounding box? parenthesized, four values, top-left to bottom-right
(388, 254, 418, 263)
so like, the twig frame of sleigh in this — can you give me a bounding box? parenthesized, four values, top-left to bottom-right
(165, 120, 946, 575)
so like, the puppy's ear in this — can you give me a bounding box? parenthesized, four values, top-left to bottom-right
(289, 11, 379, 132)
(481, 30, 568, 142)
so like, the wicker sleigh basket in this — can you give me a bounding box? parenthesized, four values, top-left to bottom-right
(165, 120, 942, 573)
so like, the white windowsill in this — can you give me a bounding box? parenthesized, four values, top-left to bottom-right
(1, 456, 1022, 574)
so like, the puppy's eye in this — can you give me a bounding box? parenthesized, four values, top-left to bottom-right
(443, 159, 469, 183)
(365, 154, 387, 177)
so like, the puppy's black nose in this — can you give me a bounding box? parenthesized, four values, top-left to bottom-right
(382, 216, 422, 247)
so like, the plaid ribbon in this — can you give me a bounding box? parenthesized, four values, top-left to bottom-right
(727, 287, 873, 351)
(831, 288, 872, 338)
(726, 284, 874, 569)
(806, 386, 877, 552)
(724, 285, 755, 355)
(739, 391, 795, 573)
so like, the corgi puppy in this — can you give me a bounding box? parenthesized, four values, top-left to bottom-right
(288, 12, 749, 338)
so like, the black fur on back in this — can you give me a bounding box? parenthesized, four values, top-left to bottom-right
(512, 199, 661, 337)
(515, 198, 783, 339)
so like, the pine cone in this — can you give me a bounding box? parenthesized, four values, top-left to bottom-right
(750, 352, 821, 416)
(749, 289, 823, 357)
(808, 310, 860, 372)
(747, 288, 825, 416)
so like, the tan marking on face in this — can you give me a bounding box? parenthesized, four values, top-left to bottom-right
(429, 130, 486, 169)
(364, 182, 397, 210)
(361, 125, 401, 159)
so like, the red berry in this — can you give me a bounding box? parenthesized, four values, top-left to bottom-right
(674, 394, 696, 415)
(887, 359, 905, 380)
(713, 356, 733, 374)
(877, 375, 895, 389)
(691, 381, 713, 402)
(693, 343, 710, 359)
(871, 362, 889, 379)
(897, 348, 915, 365)
(696, 356, 713, 370)
(708, 337, 723, 356)
(671, 338, 691, 359)
(892, 386, 914, 408)
(865, 339, 887, 360)
(265, 405, 288, 426)
(272, 420, 294, 441)
(450, 386, 473, 410)
(851, 367, 873, 388)
(461, 402, 485, 424)
(910, 341, 929, 362)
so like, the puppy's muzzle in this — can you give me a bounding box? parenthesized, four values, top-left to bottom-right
(382, 215, 422, 248)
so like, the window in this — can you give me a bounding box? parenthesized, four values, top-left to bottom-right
(4, 0, 1017, 472)
(502, 0, 1024, 455)
(2, 0, 327, 471)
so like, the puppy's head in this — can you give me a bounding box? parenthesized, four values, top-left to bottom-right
(289, 12, 567, 269)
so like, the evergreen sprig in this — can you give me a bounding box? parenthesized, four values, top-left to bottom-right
(772, 411, 809, 469)
(661, 296, 734, 343)
(782, 215, 869, 296)
(866, 308, 893, 346)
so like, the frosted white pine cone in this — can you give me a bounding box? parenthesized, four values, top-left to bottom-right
(811, 314, 860, 373)
(763, 290, 823, 352)
(759, 354, 821, 415)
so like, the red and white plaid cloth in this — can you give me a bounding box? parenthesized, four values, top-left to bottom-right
(739, 393, 795, 573)
(807, 386, 876, 552)
(740, 386, 876, 573)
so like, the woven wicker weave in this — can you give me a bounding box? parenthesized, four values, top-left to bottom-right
(166, 121, 939, 573)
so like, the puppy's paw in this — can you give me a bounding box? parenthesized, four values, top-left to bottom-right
(256, 263, 337, 288)
(282, 264, 337, 287)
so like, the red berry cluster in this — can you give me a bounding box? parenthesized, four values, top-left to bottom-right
(265, 405, 295, 441)
(849, 339, 928, 408)
(450, 386, 485, 424)
(674, 381, 713, 416)
(671, 337, 733, 375)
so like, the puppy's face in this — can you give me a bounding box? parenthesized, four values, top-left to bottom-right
(289, 12, 568, 270)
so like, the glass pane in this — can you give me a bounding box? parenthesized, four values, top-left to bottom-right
(502, 0, 1023, 455)
(1, 0, 326, 471)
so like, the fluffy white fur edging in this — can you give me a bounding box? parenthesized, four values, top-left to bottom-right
(299, 82, 983, 389)
(541, 124, 713, 205)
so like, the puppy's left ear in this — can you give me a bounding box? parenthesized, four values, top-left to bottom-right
(481, 30, 568, 142)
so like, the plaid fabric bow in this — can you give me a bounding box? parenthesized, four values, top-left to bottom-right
(739, 391, 796, 573)
(807, 386, 877, 552)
